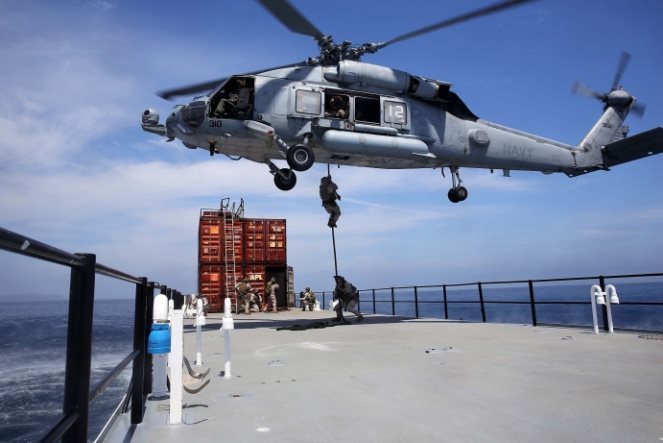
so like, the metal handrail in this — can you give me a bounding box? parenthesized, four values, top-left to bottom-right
(0, 226, 180, 443)
(89, 350, 141, 405)
(319, 272, 663, 332)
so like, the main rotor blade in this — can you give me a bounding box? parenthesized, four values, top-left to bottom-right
(158, 78, 229, 100)
(610, 51, 632, 91)
(376, 0, 538, 50)
(157, 61, 309, 100)
(257, 0, 325, 42)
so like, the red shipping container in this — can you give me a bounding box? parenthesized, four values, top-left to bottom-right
(199, 207, 288, 312)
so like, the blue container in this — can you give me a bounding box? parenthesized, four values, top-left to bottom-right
(148, 323, 171, 354)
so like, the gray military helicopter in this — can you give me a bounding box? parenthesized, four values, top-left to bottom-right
(141, 0, 662, 203)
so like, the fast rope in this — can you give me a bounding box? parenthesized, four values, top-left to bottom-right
(328, 163, 339, 277)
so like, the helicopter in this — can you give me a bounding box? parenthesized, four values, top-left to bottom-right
(141, 0, 662, 203)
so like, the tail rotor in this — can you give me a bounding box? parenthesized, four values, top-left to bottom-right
(572, 51, 646, 118)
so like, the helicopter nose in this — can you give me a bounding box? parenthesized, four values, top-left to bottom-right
(166, 105, 195, 135)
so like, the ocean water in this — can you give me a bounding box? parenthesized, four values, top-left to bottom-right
(1, 281, 661, 442)
(0, 298, 134, 443)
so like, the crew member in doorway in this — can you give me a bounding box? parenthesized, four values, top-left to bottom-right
(319, 175, 341, 228)
(332, 275, 363, 323)
(265, 277, 279, 313)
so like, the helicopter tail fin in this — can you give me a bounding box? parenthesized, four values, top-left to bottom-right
(568, 126, 663, 177)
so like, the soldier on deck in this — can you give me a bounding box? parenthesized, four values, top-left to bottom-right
(320, 175, 341, 228)
(265, 277, 279, 312)
(249, 288, 262, 312)
(234, 278, 251, 314)
(332, 275, 363, 323)
(301, 287, 316, 311)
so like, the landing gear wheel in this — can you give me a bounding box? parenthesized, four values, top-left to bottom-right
(448, 186, 468, 203)
(274, 168, 297, 191)
(286, 144, 315, 171)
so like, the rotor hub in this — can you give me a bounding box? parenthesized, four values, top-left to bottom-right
(605, 89, 633, 108)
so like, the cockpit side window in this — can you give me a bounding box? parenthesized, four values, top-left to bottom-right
(354, 96, 380, 124)
(324, 93, 350, 119)
(209, 76, 255, 120)
(295, 90, 322, 115)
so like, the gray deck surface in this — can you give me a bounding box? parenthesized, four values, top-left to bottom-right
(105, 310, 663, 442)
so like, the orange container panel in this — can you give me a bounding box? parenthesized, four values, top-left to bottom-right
(199, 265, 223, 312)
(199, 219, 222, 264)
(265, 220, 287, 264)
(245, 230, 266, 262)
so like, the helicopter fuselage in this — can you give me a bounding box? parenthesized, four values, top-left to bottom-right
(142, 60, 656, 199)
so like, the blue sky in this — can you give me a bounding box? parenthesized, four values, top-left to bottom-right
(1, 0, 662, 299)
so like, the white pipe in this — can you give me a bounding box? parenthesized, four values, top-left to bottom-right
(169, 309, 183, 424)
(604, 284, 619, 333)
(221, 297, 234, 379)
(167, 299, 175, 370)
(195, 299, 206, 366)
(590, 284, 602, 334)
(152, 354, 169, 398)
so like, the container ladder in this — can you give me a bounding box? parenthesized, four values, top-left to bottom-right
(221, 198, 244, 313)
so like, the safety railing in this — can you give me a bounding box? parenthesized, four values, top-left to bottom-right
(0, 226, 184, 442)
(318, 273, 663, 332)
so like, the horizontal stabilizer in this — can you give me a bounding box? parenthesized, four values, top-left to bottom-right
(602, 126, 663, 167)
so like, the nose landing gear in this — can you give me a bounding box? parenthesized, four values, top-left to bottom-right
(446, 166, 468, 203)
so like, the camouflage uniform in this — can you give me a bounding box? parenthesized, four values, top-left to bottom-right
(319, 176, 341, 228)
(235, 278, 251, 314)
(333, 275, 363, 323)
(265, 277, 279, 312)
(249, 289, 262, 312)
(301, 287, 316, 311)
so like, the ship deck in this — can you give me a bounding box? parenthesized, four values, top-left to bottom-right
(105, 310, 663, 442)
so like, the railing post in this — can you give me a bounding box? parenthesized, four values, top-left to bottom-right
(478, 282, 486, 323)
(62, 253, 96, 443)
(143, 282, 155, 396)
(414, 286, 419, 318)
(372, 289, 376, 314)
(528, 280, 538, 326)
(390, 287, 395, 316)
(131, 277, 148, 424)
(322, 292, 326, 310)
(599, 276, 609, 331)
(443, 285, 448, 320)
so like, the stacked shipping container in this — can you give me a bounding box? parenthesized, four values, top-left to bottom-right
(198, 209, 288, 312)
